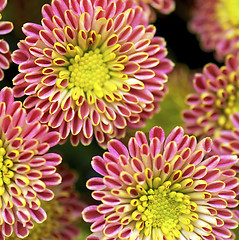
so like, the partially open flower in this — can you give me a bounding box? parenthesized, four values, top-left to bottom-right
(83, 126, 239, 240)
(189, 0, 239, 61)
(0, 0, 13, 80)
(0, 87, 62, 239)
(7, 164, 86, 240)
(183, 54, 239, 138)
(12, 0, 174, 148)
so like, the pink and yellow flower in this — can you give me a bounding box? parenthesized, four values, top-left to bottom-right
(189, 0, 239, 61)
(83, 126, 239, 240)
(7, 164, 86, 240)
(183, 54, 239, 138)
(0, 0, 13, 80)
(0, 87, 62, 239)
(12, 0, 174, 148)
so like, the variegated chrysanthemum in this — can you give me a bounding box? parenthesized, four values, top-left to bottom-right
(0, 87, 62, 239)
(183, 55, 239, 139)
(83, 126, 238, 240)
(7, 164, 85, 240)
(12, 0, 174, 148)
(190, 0, 239, 61)
(0, 0, 13, 81)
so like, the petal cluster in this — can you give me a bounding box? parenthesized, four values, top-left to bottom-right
(189, 0, 239, 61)
(212, 112, 239, 157)
(0, 0, 13, 80)
(183, 55, 239, 138)
(83, 126, 238, 240)
(7, 164, 86, 240)
(12, 0, 174, 148)
(137, 0, 175, 22)
(0, 87, 62, 239)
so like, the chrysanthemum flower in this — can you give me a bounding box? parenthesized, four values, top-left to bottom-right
(7, 164, 86, 240)
(0, 0, 13, 80)
(183, 54, 239, 139)
(83, 126, 239, 240)
(189, 0, 239, 61)
(12, 0, 174, 148)
(137, 0, 175, 22)
(0, 87, 62, 239)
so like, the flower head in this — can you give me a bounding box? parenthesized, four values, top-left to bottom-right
(190, 0, 239, 61)
(7, 164, 86, 240)
(83, 126, 239, 240)
(12, 0, 174, 148)
(0, 0, 13, 80)
(0, 87, 62, 239)
(183, 54, 239, 138)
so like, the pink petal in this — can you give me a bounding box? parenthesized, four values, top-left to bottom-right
(0, 21, 13, 34)
(104, 223, 122, 237)
(87, 177, 106, 191)
(28, 207, 46, 223)
(14, 221, 29, 238)
(22, 23, 43, 37)
(108, 139, 129, 158)
(83, 205, 103, 223)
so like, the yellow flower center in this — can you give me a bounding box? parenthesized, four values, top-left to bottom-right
(0, 140, 14, 195)
(67, 48, 110, 92)
(216, 83, 239, 130)
(216, 0, 239, 31)
(52, 30, 131, 106)
(131, 181, 197, 239)
(56, 43, 129, 105)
